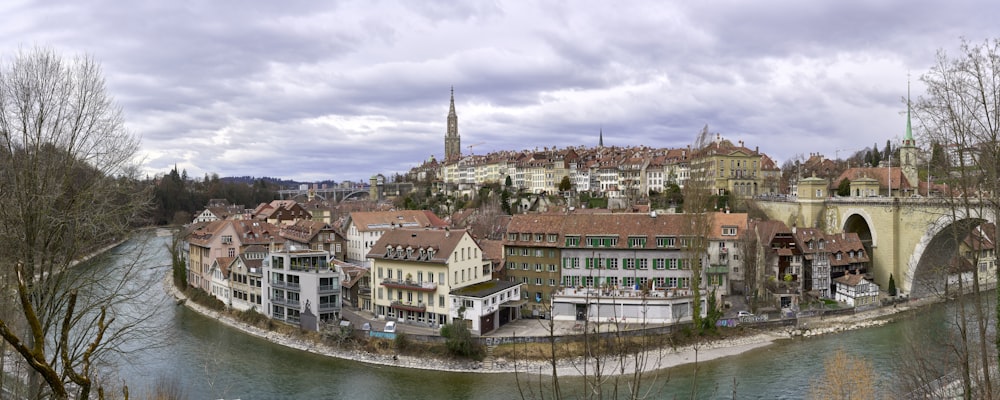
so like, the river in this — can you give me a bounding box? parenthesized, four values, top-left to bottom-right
(111, 232, 964, 399)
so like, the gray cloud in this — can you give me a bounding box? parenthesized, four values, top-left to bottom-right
(3, 0, 999, 182)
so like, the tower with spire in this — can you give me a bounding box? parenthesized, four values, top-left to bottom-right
(900, 81, 919, 188)
(444, 87, 461, 161)
(599, 127, 604, 148)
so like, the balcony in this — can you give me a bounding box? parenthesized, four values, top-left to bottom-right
(318, 302, 339, 311)
(271, 281, 301, 291)
(382, 279, 438, 293)
(390, 301, 426, 313)
(705, 265, 728, 274)
(272, 298, 301, 308)
(318, 285, 340, 294)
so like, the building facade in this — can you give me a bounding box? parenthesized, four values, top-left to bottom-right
(262, 248, 342, 329)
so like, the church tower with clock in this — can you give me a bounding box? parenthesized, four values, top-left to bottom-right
(444, 87, 461, 161)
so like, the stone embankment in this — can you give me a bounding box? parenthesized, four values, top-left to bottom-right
(165, 271, 938, 376)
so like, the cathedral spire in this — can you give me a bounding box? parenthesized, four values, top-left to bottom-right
(599, 127, 604, 147)
(904, 76, 914, 145)
(448, 86, 457, 119)
(445, 87, 460, 160)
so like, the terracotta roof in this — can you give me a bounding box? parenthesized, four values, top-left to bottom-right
(964, 222, 996, 252)
(339, 263, 369, 289)
(349, 210, 449, 232)
(833, 167, 913, 190)
(709, 212, 749, 240)
(214, 256, 235, 277)
(834, 271, 869, 287)
(367, 228, 472, 264)
(478, 239, 504, 262)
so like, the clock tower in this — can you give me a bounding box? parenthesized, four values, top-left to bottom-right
(445, 87, 461, 161)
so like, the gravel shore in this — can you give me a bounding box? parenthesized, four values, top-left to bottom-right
(165, 273, 932, 376)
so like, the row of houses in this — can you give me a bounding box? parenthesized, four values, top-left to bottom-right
(409, 134, 782, 200)
(184, 196, 894, 332)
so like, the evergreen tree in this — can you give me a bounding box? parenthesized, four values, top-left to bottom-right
(871, 143, 881, 167)
(888, 273, 897, 296)
(837, 178, 851, 197)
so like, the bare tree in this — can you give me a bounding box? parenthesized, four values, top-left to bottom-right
(684, 125, 716, 332)
(912, 38, 1000, 399)
(0, 48, 152, 398)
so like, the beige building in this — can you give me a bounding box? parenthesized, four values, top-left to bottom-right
(368, 228, 492, 327)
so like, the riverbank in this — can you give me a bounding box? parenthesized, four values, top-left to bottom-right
(164, 271, 939, 376)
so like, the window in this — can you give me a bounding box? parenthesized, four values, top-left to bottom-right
(548, 264, 557, 272)
(656, 236, 676, 248)
(508, 233, 517, 241)
(521, 248, 529, 256)
(607, 276, 619, 287)
(547, 234, 558, 242)
(534, 249, 543, 257)
(520, 233, 530, 241)
(535, 234, 543, 242)
(586, 236, 619, 247)
(668, 259, 678, 269)
(549, 279, 557, 286)
(628, 237, 647, 248)
(653, 259, 666, 269)
(637, 259, 649, 270)
(535, 263, 542, 272)
(722, 226, 737, 236)
(565, 236, 580, 247)
(624, 259, 636, 269)
(607, 258, 619, 269)
(508, 247, 516, 255)
(535, 278, 543, 285)
(522, 263, 529, 270)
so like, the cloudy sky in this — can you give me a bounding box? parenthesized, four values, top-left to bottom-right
(3, 1, 998, 183)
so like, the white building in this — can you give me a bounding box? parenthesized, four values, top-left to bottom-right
(833, 271, 879, 307)
(262, 247, 342, 329)
(450, 280, 522, 335)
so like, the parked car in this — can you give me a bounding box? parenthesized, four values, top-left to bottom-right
(384, 321, 396, 333)
(738, 311, 754, 317)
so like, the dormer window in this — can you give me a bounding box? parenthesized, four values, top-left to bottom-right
(385, 245, 393, 258)
(428, 248, 436, 259)
(395, 245, 404, 258)
(406, 247, 413, 259)
(818, 240, 825, 250)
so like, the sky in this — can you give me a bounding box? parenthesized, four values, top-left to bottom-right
(3, 1, 999, 183)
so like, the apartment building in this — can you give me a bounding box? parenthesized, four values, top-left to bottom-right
(262, 247, 342, 330)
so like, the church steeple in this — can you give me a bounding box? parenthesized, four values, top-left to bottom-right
(599, 127, 604, 147)
(445, 86, 461, 160)
(900, 78, 919, 188)
(903, 79, 915, 146)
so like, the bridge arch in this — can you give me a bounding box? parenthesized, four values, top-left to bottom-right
(342, 190, 369, 201)
(841, 208, 879, 249)
(905, 209, 992, 298)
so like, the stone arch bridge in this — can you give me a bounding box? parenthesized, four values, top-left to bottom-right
(758, 197, 997, 297)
